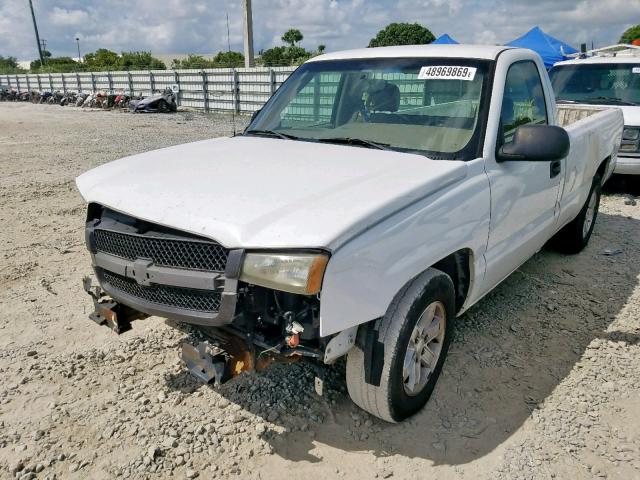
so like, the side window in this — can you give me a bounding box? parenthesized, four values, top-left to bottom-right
(500, 61, 548, 144)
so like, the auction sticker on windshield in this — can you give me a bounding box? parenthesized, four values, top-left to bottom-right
(418, 66, 477, 81)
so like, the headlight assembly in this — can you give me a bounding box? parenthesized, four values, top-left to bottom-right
(621, 126, 640, 153)
(622, 127, 639, 141)
(240, 253, 329, 295)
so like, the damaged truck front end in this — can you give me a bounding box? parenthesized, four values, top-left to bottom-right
(83, 204, 334, 386)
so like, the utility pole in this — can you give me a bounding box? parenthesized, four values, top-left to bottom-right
(242, 0, 254, 67)
(76, 37, 81, 62)
(28, 0, 45, 66)
(40, 39, 47, 65)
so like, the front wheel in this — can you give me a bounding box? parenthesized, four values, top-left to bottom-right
(551, 175, 601, 254)
(346, 268, 455, 422)
(157, 99, 169, 113)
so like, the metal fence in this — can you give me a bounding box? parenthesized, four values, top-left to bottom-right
(0, 67, 297, 114)
(1, 67, 479, 119)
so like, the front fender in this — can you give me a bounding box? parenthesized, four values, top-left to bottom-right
(319, 158, 490, 337)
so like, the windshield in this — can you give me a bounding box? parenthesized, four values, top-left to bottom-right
(246, 58, 492, 160)
(549, 63, 640, 106)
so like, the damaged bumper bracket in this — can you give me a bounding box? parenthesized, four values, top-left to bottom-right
(82, 276, 145, 334)
(180, 342, 227, 384)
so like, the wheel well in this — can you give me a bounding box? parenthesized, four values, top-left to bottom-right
(596, 156, 610, 179)
(357, 250, 473, 387)
(432, 249, 472, 313)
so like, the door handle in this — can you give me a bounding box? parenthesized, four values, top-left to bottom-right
(550, 160, 562, 178)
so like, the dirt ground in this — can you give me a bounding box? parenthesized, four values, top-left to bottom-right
(0, 102, 639, 480)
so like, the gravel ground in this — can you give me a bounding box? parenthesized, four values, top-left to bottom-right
(0, 102, 639, 480)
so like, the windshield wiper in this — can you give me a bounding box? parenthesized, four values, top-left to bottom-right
(317, 137, 391, 150)
(244, 129, 300, 140)
(574, 96, 639, 106)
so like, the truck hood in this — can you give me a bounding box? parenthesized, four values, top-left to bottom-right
(618, 106, 640, 127)
(76, 136, 467, 250)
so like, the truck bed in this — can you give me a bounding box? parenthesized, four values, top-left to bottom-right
(556, 104, 611, 127)
(554, 104, 624, 229)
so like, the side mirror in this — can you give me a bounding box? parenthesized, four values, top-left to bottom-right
(250, 108, 261, 123)
(497, 125, 570, 162)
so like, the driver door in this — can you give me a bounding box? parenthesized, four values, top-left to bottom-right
(483, 60, 563, 289)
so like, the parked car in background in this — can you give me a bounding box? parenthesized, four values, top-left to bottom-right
(77, 45, 623, 422)
(129, 88, 177, 113)
(0, 85, 12, 101)
(550, 45, 640, 175)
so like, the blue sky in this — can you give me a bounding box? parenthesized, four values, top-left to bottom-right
(1, 0, 638, 61)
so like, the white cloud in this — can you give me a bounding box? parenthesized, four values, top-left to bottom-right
(1, 0, 637, 62)
(49, 7, 90, 26)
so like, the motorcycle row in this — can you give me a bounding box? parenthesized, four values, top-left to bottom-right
(0, 87, 178, 113)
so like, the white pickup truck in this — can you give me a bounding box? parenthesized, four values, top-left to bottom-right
(550, 45, 640, 175)
(77, 45, 623, 422)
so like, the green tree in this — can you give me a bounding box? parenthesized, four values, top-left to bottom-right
(368, 22, 435, 47)
(171, 54, 215, 69)
(84, 48, 119, 70)
(286, 45, 311, 65)
(317, 44, 326, 54)
(259, 29, 313, 66)
(212, 51, 244, 67)
(282, 28, 303, 47)
(117, 51, 166, 70)
(260, 45, 311, 66)
(26, 49, 165, 73)
(620, 25, 640, 44)
(30, 56, 82, 73)
(0, 55, 25, 74)
(171, 52, 244, 69)
(260, 46, 288, 66)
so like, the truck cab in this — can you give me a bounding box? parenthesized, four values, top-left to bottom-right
(550, 45, 640, 175)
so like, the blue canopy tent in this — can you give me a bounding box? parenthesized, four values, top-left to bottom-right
(506, 26, 578, 69)
(432, 34, 459, 45)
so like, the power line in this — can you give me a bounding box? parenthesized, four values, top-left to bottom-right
(226, 12, 231, 54)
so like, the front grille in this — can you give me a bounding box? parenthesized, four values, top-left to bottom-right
(94, 229, 228, 272)
(101, 269, 221, 313)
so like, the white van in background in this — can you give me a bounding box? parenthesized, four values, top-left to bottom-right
(550, 45, 640, 175)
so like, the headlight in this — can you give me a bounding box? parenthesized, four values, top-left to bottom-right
(621, 127, 640, 153)
(240, 253, 329, 295)
(622, 127, 639, 141)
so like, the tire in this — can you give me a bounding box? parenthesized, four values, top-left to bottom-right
(158, 100, 168, 113)
(346, 268, 456, 422)
(551, 175, 602, 254)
